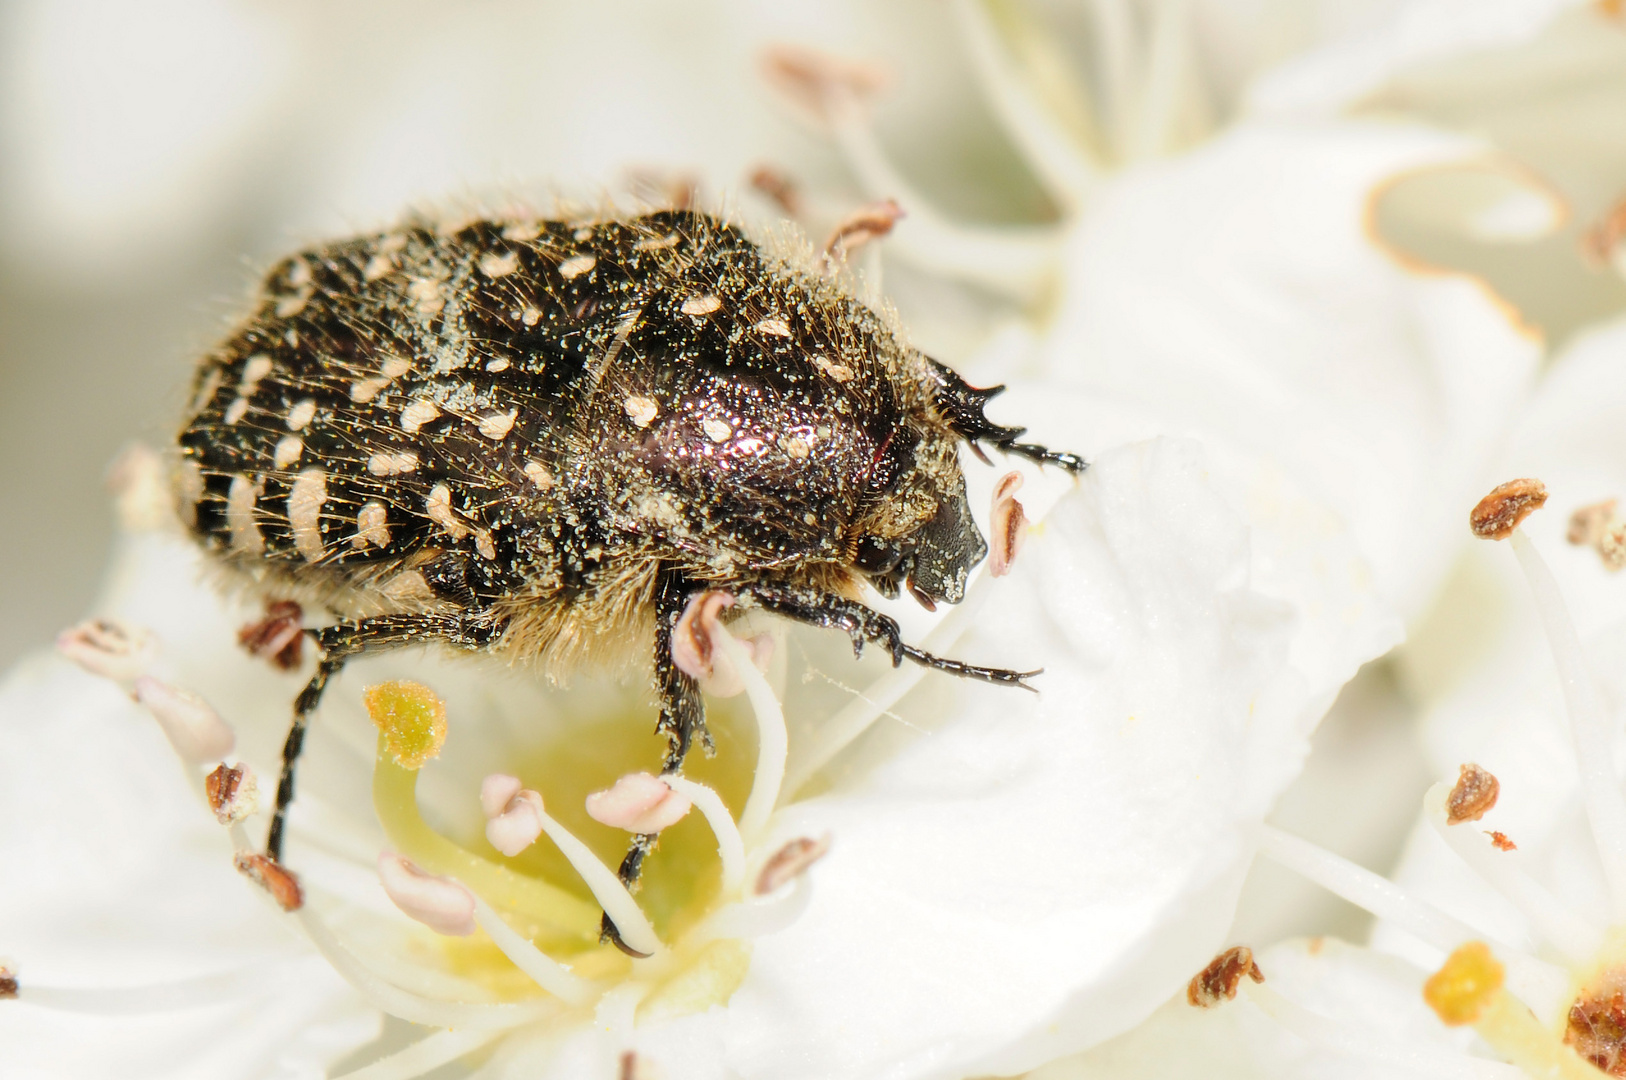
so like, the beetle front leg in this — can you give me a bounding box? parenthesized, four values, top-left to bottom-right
(747, 583, 1040, 690)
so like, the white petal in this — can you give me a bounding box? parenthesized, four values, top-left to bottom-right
(0, 653, 378, 1077)
(1039, 120, 1541, 624)
(717, 439, 1397, 1078)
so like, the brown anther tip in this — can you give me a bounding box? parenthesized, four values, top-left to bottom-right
(0, 967, 16, 1000)
(1567, 500, 1617, 546)
(237, 600, 304, 671)
(822, 199, 905, 264)
(234, 853, 304, 912)
(749, 164, 802, 217)
(1565, 968, 1626, 1071)
(989, 471, 1028, 578)
(1470, 479, 1548, 540)
(619, 1050, 657, 1080)
(759, 45, 889, 123)
(205, 763, 257, 824)
(755, 834, 832, 896)
(1447, 763, 1500, 825)
(1187, 946, 1264, 1008)
(1487, 830, 1517, 851)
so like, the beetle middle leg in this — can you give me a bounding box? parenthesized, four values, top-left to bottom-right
(602, 569, 708, 954)
(748, 583, 1040, 690)
(266, 611, 505, 863)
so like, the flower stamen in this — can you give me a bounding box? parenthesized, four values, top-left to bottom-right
(1473, 478, 1626, 921)
(1257, 825, 1569, 1010)
(378, 852, 476, 937)
(1425, 778, 1602, 965)
(659, 774, 745, 894)
(1186, 945, 1263, 1007)
(1425, 943, 1599, 1079)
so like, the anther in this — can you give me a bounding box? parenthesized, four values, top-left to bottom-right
(1187, 946, 1264, 1008)
(988, 471, 1028, 578)
(132, 676, 234, 763)
(755, 834, 831, 896)
(1488, 831, 1517, 851)
(586, 773, 692, 834)
(364, 681, 447, 768)
(749, 164, 802, 216)
(56, 618, 156, 683)
(1446, 763, 1500, 824)
(377, 852, 476, 937)
(759, 44, 890, 126)
(205, 763, 259, 825)
(0, 965, 16, 1000)
(671, 592, 772, 699)
(236, 600, 304, 671)
(480, 775, 546, 857)
(822, 199, 904, 265)
(1470, 478, 1548, 540)
(1424, 942, 1502, 1026)
(234, 853, 304, 912)
(1567, 499, 1617, 546)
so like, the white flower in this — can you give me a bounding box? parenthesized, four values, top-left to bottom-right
(0, 435, 1393, 1078)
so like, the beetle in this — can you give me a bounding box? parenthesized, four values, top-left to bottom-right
(174, 208, 1084, 948)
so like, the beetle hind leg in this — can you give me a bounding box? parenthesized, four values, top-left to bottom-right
(601, 572, 708, 955)
(266, 612, 505, 864)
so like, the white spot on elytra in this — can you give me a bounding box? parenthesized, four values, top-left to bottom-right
(177, 459, 205, 527)
(752, 317, 792, 337)
(781, 435, 811, 459)
(521, 306, 542, 327)
(478, 410, 517, 440)
(273, 435, 303, 468)
(523, 461, 554, 490)
(573, 227, 594, 241)
(350, 377, 389, 403)
(286, 258, 312, 287)
(633, 233, 679, 252)
(486, 357, 510, 372)
(226, 474, 263, 554)
(408, 278, 444, 315)
(559, 254, 596, 280)
(400, 399, 440, 433)
(363, 254, 394, 281)
(368, 451, 419, 476)
(479, 251, 520, 278)
(241, 354, 274, 389)
(224, 397, 250, 425)
(702, 418, 732, 443)
(474, 528, 496, 560)
(502, 220, 541, 241)
(275, 290, 312, 318)
(681, 294, 721, 317)
(425, 483, 468, 540)
(287, 469, 328, 562)
(353, 500, 390, 549)
(381, 356, 411, 378)
(812, 355, 854, 383)
(286, 399, 317, 431)
(624, 396, 658, 428)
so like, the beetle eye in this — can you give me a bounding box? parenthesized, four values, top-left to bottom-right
(852, 536, 902, 575)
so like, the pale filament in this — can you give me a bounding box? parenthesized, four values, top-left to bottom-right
(662, 774, 747, 895)
(1509, 528, 1626, 921)
(1423, 783, 1602, 965)
(1256, 825, 1570, 1016)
